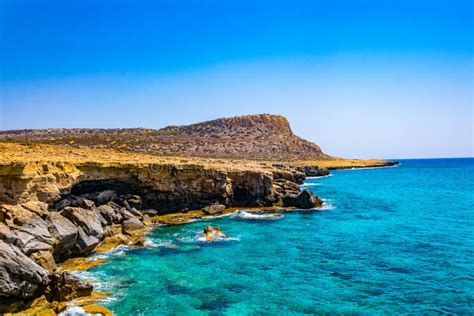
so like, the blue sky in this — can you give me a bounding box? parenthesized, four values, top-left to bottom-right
(0, 0, 472, 158)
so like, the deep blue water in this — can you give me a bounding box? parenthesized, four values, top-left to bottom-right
(84, 158, 474, 315)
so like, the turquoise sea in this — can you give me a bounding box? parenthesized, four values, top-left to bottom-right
(83, 158, 474, 315)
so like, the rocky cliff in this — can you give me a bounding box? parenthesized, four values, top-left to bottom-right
(0, 143, 322, 313)
(0, 115, 396, 313)
(0, 114, 328, 160)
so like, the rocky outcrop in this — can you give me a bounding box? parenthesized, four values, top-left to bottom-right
(48, 271, 93, 302)
(0, 196, 152, 312)
(296, 166, 330, 177)
(0, 142, 329, 312)
(202, 226, 228, 242)
(283, 189, 323, 209)
(202, 204, 226, 215)
(0, 239, 50, 301)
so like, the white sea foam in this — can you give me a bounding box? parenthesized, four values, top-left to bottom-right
(346, 164, 400, 171)
(58, 306, 86, 316)
(91, 244, 129, 260)
(145, 239, 178, 249)
(231, 210, 284, 220)
(306, 174, 333, 180)
(319, 203, 336, 211)
(300, 183, 322, 187)
(196, 232, 241, 243)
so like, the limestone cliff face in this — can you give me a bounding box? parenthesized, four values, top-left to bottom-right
(0, 159, 297, 210)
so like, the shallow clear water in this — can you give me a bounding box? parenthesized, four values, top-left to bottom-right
(86, 158, 474, 315)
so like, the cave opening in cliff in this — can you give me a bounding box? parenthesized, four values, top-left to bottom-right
(70, 179, 142, 196)
(55, 179, 212, 213)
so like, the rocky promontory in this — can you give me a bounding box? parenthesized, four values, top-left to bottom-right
(0, 115, 397, 313)
(0, 142, 324, 313)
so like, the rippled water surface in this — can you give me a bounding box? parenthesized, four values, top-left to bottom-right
(86, 158, 474, 315)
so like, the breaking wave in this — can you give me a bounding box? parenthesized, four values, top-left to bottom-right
(231, 210, 284, 220)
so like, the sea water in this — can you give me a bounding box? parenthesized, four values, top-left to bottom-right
(85, 158, 474, 315)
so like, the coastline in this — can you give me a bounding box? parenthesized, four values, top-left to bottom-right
(0, 142, 396, 315)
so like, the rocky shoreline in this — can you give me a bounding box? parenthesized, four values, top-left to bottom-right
(0, 142, 397, 314)
(0, 143, 329, 314)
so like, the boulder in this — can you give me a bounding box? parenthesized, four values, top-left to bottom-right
(283, 189, 323, 209)
(29, 250, 57, 271)
(0, 222, 19, 245)
(48, 271, 93, 302)
(127, 195, 142, 210)
(122, 218, 145, 235)
(96, 204, 123, 225)
(4, 204, 57, 255)
(141, 209, 158, 216)
(118, 207, 136, 221)
(123, 201, 143, 218)
(202, 204, 226, 215)
(95, 190, 117, 206)
(81, 199, 95, 209)
(44, 212, 78, 258)
(0, 240, 50, 301)
(103, 224, 123, 238)
(60, 207, 103, 239)
(142, 214, 152, 226)
(73, 228, 100, 254)
(53, 195, 84, 210)
(92, 209, 108, 227)
(11, 230, 53, 256)
(203, 226, 228, 241)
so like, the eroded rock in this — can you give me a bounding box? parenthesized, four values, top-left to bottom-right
(30, 250, 57, 271)
(60, 207, 103, 239)
(44, 212, 78, 258)
(74, 228, 100, 254)
(48, 271, 93, 302)
(122, 218, 145, 235)
(202, 204, 226, 215)
(283, 189, 323, 209)
(203, 226, 228, 241)
(0, 240, 50, 301)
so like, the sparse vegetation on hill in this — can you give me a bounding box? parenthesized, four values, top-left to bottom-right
(0, 114, 328, 160)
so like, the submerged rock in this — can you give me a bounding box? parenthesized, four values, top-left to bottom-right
(203, 226, 228, 241)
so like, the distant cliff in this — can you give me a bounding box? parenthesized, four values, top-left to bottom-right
(0, 114, 328, 160)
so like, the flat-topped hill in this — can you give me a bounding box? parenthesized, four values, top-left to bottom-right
(161, 114, 293, 137)
(0, 114, 327, 160)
